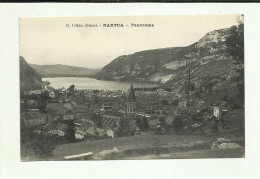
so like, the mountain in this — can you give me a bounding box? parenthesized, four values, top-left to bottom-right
(29, 64, 100, 78)
(96, 27, 235, 89)
(20, 56, 42, 91)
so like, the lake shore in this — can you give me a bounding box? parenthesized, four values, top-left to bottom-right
(43, 77, 159, 91)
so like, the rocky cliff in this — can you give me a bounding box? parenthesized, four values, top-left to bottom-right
(96, 27, 235, 91)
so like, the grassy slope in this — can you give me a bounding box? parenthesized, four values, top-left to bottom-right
(53, 135, 209, 159)
(53, 133, 244, 160)
(124, 148, 245, 159)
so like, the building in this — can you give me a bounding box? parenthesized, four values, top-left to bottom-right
(125, 84, 137, 118)
(212, 101, 228, 119)
(24, 90, 43, 95)
(107, 129, 116, 138)
(102, 110, 124, 120)
(63, 111, 74, 120)
(178, 98, 187, 107)
(49, 92, 55, 99)
(73, 105, 89, 119)
(213, 106, 228, 118)
(47, 122, 68, 136)
(75, 129, 85, 139)
(102, 103, 113, 111)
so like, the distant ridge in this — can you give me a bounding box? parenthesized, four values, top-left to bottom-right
(29, 64, 100, 78)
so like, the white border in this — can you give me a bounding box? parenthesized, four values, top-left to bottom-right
(1, 3, 260, 179)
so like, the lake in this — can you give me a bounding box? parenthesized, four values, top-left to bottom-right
(43, 77, 158, 91)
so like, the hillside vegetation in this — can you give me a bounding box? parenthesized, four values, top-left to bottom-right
(96, 28, 232, 84)
(20, 56, 42, 91)
(96, 26, 244, 107)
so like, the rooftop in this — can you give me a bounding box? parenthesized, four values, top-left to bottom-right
(102, 110, 124, 118)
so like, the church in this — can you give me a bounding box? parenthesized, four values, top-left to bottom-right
(124, 84, 137, 118)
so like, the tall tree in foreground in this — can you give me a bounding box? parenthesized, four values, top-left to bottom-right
(141, 116, 149, 131)
(66, 121, 76, 142)
(172, 115, 184, 135)
(225, 15, 244, 107)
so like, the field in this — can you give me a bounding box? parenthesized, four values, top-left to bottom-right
(53, 133, 244, 160)
(123, 148, 245, 160)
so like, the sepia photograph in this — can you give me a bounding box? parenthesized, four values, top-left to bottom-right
(19, 15, 245, 161)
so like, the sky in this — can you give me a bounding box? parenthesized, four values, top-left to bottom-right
(19, 15, 240, 69)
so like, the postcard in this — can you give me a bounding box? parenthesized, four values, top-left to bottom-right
(19, 15, 245, 161)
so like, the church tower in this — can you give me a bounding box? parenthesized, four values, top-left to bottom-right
(125, 84, 136, 118)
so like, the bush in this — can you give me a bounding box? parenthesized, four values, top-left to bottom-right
(172, 115, 184, 134)
(21, 126, 57, 160)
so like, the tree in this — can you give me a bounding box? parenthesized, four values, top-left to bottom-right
(68, 85, 75, 92)
(164, 86, 172, 92)
(159, 117, 167, 130)
(20, 122, 56, 160)
(135, 116, 149, 131)
(65, 121, 76, 142)
(91, 113, 102, 128)
(225, 15, 244, 107)
(171, 99, 179, 106)
(135, 117, 142, 129)
(38, 91, 49, 113)
(172, 115, 184, 134)
(141, 116, 149, 131)
(182, 81, 195, 93)
(117, 119, 131, 137)
(161, 99, 169, 105)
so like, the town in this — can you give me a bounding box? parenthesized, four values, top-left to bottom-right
(20, 79, 244, 160)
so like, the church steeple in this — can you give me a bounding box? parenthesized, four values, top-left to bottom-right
(128, 84, 136, 101)
(125, 84, 136, 118)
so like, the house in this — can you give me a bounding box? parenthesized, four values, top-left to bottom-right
(102, 103, 113, 111)
(73, 105, 89, 119)
(63, 111, 74, 120)
(85, 126, 97, 136)
(178, 98, 187, 107)
(197, 99, 205, 106)
(24, 90, 43, 95)
(102, 110, 124, 120)
(76, 118, 96, 128)
(49, 92, 55, 99)
(95, 127, 106, 137)
(213, 106, 228, 118)
(48, 129, 65, 136)
(75, 119, 106, 139)
(106, 129, 116, 138)
(75, 129, 85, 139)
(64, 102, 73, 110)
(47, 122, 68, 136)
